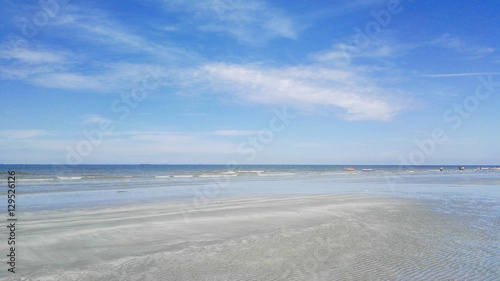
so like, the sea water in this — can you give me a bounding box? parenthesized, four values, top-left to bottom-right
(1, 164, 499, 211)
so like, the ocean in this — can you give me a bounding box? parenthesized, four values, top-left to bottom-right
(2, 164, 499, 211)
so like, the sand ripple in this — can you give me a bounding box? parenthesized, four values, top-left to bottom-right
(4, 195, 498, 280)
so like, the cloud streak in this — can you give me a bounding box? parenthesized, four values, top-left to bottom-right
(200, 63, 404, 121)
(51, 5, 191, 59)
(210, 130, 259, 136)
(163, 0, 298, 44)
(312, 34, 496, 64)
(81, 114, 113, 125)
(0, 130, 51, 139)
(418, 72, 500, 78)
(0, 47, 70, 64)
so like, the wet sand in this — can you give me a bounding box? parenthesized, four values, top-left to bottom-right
(5, 194, 499, 280)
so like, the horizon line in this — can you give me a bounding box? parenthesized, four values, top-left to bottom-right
(1, 163, 498, 166)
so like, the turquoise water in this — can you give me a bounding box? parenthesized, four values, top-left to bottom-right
(1, 164, 499, 211)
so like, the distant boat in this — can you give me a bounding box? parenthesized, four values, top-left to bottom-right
(344, 167, 355, 171)
(362, 169, 373, 172)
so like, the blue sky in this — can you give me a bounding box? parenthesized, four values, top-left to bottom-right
(1, 0, 499, 165)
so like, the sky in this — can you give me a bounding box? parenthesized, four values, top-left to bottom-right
(0, 0, 499, 165)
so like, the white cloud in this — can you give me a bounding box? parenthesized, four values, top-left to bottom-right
(313, 34, 495, 64)
(0, 4, 183, 93)
(0, 44, 76, 80)
(81, 114, 113, 125)
(210, 130, 258, 136)
(292, 143, 329, 148)
(98, 131, 236, 155)
(428, 34, 495, 57)
(164, 0, 298, 44)
(1, 55, 164, 93)
(200, 63, 404, 121)
(418, 72, 500, 78)
(0, 130, 238, 163)
(52, 8, 149, 50)
(31, 73, 104, 91)
(161, 25, 178, 32)
(48, 5, 196, 62)
(311, 44, 355, 62)
(179, 113, 207, 117)
(0, 47, 70, 64)
(0, 130, 51, 139)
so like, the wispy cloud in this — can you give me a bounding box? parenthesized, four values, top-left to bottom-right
(305, 0, 389, 19)
(210, 130, 258, 136)
(0, 3, 193, 93)
(52, 6, 179, 56)
(31, 72, 105, 91)
(0, 44, 75, 80)
(100, 131, 236, 155)
(0, 47, 71, 64)
(163, 0, 298, 44)
(0, 130, 51, 139)
(199, 63, 406, 121)
(418, 72, 500, 78)
(313, 33, 495, 63)
(38, 62, 163, 92)
(0, 50, 165, 92)
(0, 130, 238, 163)
(292, 143, 329, 148)
(81, 114, 113, 125)
(179, 113, 207, 117)
(427, 34, 495, 57)
(311, 41, 400, 62)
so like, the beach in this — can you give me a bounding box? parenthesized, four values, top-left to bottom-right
(1, 165, 499, 280)
(5, 190, 499, 280)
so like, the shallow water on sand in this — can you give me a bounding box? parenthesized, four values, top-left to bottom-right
(1, 164, 499, 211)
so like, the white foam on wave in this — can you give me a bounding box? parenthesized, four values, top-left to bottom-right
(57, 177, 83, 180)
(17, 178, 54, 182)
(258, 172, 295, 177)
(155, 175, 194, 179)
(199, 174, 237, 178)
